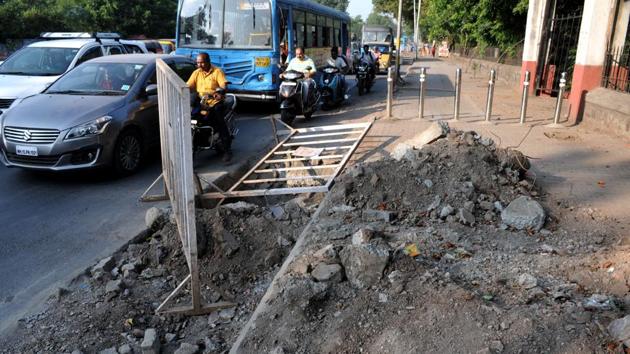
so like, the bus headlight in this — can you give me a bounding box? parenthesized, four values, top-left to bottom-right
(257, 74, 265, 81)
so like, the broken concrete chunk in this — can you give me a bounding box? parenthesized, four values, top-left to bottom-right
(92, 256, 115, 275)
(311, 263, 343, 283)
(118, 344, 132, 354)
(221, 201, 258, 212)
(141, 328, 160, 354)
(392, 122, 449, 161)
(174, 343, 199, 354)
(423, 179, 434, 189)
(427, 195, 441, 212)
(331, 204, 356, 213)
(501, 196, 545, 231)
(352, 228, 376, 245)
(583, 294, 617, 311)
(340, 243, 391, 289)
(363, 209, 397, 223)
(99, 347, 118, 354)
(458, 208, 475, 226)
(145, 207, 166, 230)
(608, 315, 630, 347)
(219, 307, 236, 321)
(313, 244, 339, 263)
(370, 174, 380, 186)
(105, 279, 122, 294)
(165, 333, 177, 343)
(518, 274, 538, 289)
(440, 205, 455, 219)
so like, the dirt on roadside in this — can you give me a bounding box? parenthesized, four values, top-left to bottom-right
(1, 128, 628, 354)
(235, 129, 629, 354)
(0, 195, 319, 354)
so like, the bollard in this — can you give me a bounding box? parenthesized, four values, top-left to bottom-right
(386, 67, 394, 118)
(418, 67, 426, 119)
(519, 71, 530, 125)
(484, 69, 496, 123)
(453, 68, 462, 121)
(549, 72, 567, 128)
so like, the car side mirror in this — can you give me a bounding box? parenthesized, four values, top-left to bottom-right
(145, 84, 158, 96)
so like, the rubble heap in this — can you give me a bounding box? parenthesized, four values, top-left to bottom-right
(0, 197, 316, 354)
(2, 127, 629, 354)
(235, 129, 628, 353)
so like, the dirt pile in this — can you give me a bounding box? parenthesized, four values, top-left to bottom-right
(0, 197, 318, 354)
(235, 129, 628, 353)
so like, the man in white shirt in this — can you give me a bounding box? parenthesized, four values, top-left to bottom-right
(325, 46, 348, 98)
(284, 47, 316, 78)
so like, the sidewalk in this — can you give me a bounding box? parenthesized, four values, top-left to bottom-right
(325, 58, 630, 225)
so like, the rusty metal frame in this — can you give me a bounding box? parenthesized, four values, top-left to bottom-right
(201, 120, 373, 200)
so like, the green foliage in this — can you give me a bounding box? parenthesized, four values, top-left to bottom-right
(373, 0, 528, 54)
(312, 0, 349, 12)
(350, 15, 364, 41)
(366, 12, 394, 28)
(0, 0, 177, 41)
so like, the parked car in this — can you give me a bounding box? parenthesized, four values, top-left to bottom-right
(0, 54, 196, 175)
(120, 40, 151, 54)
(159, 39, 176, 54)
(0, 32, 127, 115)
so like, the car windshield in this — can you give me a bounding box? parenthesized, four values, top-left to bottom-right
(363, 31, 392, 43)
(179, 0, 272, 49)
(0, 47, 79, 76)
(46, 62, 146, 95)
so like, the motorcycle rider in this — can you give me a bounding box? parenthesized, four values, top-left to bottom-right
(325, 46, 348, 98)
(187, 52, 232, 162)
(283, 47, 317, 78)
(360, 44, 378, 80)
(282, 47, 317, 103)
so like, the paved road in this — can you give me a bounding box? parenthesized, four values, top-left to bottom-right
(0, 107, 275, 337)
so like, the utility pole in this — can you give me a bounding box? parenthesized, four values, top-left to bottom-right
(413, 0, 417, 60)
(417, 0, 423, 49)
(395, 0, 403, 79)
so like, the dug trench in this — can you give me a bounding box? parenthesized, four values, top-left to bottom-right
(2, 126, 630, 354)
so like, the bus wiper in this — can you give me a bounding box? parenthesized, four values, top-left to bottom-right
(0, 71, 32, 76)
(249, 0, 256, 29)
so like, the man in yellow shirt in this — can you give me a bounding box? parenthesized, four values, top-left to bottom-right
(187, 52, 232, 161)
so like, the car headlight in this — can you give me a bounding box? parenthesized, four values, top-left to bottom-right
(65, 116, 112, 140)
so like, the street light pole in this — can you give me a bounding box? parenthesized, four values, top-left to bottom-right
(395, 0, 403, 79)
(413, 0, 417, 60)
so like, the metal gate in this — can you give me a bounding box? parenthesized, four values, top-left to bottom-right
(537, 9, 583, 95)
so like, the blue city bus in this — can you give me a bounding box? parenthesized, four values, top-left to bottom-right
(175, 0, 350, 101)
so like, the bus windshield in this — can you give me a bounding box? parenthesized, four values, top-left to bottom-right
(363, 31, 391, 43)
(179, 0, 272, 49)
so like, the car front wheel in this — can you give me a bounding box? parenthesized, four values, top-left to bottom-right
(113, 129, 143, 176)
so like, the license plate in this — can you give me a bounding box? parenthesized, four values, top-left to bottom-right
(16, 145, 38, 157)
(255, 57, 270, 67)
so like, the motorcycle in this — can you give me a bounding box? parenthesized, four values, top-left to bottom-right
(278, 68, 320, 126)
(190, 88, 238, 155)
(318, 65, 346, 109)
(355, 60, 374, 96)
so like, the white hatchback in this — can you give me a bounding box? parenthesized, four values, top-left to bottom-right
(0, 33, 127, 115)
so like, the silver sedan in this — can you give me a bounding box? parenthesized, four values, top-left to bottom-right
(0, 54, 196, 175)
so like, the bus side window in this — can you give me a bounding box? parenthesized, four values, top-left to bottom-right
(306, 13, 316, 48)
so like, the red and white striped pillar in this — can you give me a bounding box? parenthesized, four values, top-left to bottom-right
(568, 0, 617, 123)
(521, 0, 550, 94)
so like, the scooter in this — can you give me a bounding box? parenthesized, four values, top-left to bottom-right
(191, 88, 238, 155)
(318, 65, 346, 109)
(278, 68, 320, 126)
(355, 59, 374, 96)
